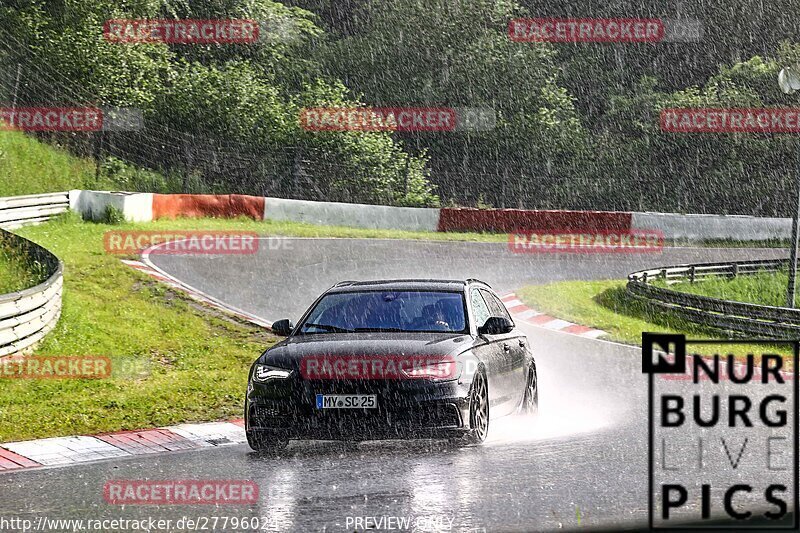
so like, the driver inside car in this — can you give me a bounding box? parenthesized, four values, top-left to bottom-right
(410, 302, 450, 331)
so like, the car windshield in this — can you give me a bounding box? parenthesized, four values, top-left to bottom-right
(298, 290, 467, 334)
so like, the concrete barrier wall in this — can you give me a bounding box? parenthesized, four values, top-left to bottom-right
(632, 212, 791, 240)
(65, 190, 794, 241)
(438, 207, 632, 233)
(263, 197, 441, 231)
(0, 192, 69, 229)
(69, 190, 153, 222)
(0, 229, 63, 357)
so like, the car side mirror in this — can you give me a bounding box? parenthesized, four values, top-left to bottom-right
(271, 319, 294, 336)
(478, 316, 514, 336)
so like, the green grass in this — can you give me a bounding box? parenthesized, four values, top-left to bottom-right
(0, 213, 277, 442)
(516, 280, 793, 359)
(672, 238, 788, 249)
(90, 216, 798, 247)
(658, 272, 787, 307)
(516, 280, 694, 344)
(0, 131, 121, 196)
(0, 242, 45, 293)
(122, 215, 509, 242)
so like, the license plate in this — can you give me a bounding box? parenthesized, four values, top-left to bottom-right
(316, 394, 377, 409)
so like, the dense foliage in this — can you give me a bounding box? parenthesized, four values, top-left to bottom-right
(1, 0, 799, 213)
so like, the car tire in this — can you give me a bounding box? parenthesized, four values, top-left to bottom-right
(522, 363, 539, 416)
(246, 430, 288, 453)
(460, 369, 490, 445)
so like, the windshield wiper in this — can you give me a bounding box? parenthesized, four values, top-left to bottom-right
(301, 323, 354, 333)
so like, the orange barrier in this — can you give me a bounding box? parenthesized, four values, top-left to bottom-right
(152, 194, 264, 220)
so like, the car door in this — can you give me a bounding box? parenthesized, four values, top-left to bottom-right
(468, 287, 509, 417)
(480, 289, 527, 409)
(470, 287, 518, 416)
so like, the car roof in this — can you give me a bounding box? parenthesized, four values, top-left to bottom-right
(327, 278, 491, 293)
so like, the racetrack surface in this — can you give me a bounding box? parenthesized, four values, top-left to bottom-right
(0, 240, 790, 532)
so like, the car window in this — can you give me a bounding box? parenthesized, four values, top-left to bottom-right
(470, 288, 491, 328)
(481, 289, 512, 321)
(298, 290, 467, 333)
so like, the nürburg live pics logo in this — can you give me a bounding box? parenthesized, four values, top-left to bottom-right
(642, 333, 798, 530)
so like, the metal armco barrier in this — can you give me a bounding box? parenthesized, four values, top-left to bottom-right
(0, 229, 63, 357)
(0, 192, 69, 229)
(626, 258, 800, 337)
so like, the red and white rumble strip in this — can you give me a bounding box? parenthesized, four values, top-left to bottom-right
(500, 293, 607, 339)
(0, 420, 246, 472)
(0, 256, 266, 473)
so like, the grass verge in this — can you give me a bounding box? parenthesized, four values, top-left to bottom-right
(0, 131, 122, 196)
(0, 214, 277, 442)
(657, 271, 787, 307)
(0, 237, 47, 294)
(516, 280, 793, 359)
(121, 215, 509, 242)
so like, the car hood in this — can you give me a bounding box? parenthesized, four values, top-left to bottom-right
(257, 331, 474, 369)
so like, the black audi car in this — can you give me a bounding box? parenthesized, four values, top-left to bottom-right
(245, 279, 538, 451)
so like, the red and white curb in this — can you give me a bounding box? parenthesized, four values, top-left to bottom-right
(500, 293, 607, 339)
(0, 420, 246, 473)
(121, 259, 271, 329)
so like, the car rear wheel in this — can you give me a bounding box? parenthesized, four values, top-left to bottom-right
(522, 363, 539, 416)
(246, 430, 288, 453)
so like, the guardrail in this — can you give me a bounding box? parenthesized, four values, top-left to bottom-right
(626, 258, 800, 338)
(0, 230, 63, 357)
(0, 192, 69, 230)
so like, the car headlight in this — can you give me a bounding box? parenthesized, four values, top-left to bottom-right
(253, 364, 293, 383)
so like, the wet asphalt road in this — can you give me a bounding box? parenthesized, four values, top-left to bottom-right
(0, 240, 791, 532)
(146, 239, 785, 323)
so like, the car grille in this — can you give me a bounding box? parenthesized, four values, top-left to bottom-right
(251, 404, 289, 419)
(250, 401, 462, 431)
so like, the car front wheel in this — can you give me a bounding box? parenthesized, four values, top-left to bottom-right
(461, 369, 490, 445)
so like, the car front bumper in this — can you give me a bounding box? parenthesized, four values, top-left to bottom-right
(245, 377, 472, 440)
